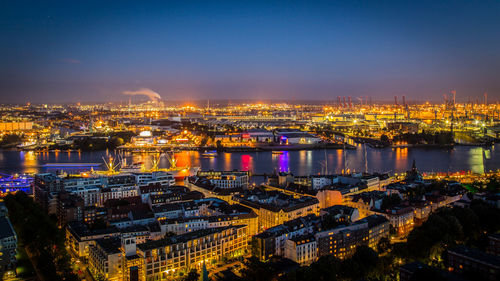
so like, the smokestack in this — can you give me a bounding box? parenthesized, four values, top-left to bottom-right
(348, 96, 352, 109)
(402, 96, 406, 106)
(394, 96, 398, 106)
(484, 92, 487, 105)
(337, 96, 341, 107)
(343, 96, 346, 108)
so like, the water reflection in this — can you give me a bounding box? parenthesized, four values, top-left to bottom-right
(20, 151, 37, 174)
(240, 154, 253, 171)
(1, 144, 499, 175)
(395, 148, 408, 172)
(468, 147, 485, 174)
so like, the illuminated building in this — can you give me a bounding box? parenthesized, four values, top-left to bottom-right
(357, 214, 390, 249)
(378, 206, 414, 236)
(100, 185, 138, 205)
(284, 234, 317, 266)
(130, 131, 155, 146)
(320, 205, 360, 223)
(0, 121, 33, 131)
(57, 192, 84, 226)
(233, 189, 320, 231)
(133, 226, 248, 280)
(346, 190, 386, 218)
(160, 212, 258, 236)
(66, 221, 121, 258)
(275, 130, 321, 144)
(88, 237, 123, 281)
(196, 170, 250, 189)
(133, 171, 175, 188)
(253, 214, 320, 260)
(315, 221, 369, 260)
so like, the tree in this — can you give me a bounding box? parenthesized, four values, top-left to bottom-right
(377, 236, 391, 254)
(380, 134, 390, 143)
(0, 133, 23, 147)
(4, 192, 78, 281)
(485, 176, 500, 192)
(182, 269, 200, 281)
(348, 246, 379, 279)
(380, 194, 402, 210)
(240, 257, 277, 281)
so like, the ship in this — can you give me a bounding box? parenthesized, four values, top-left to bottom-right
(117, 153, 199, 180)
(201, 151, 217, 158)
(0, 173, 33, 196)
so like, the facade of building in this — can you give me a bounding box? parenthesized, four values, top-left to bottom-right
(88, 237, 123, 281)
(358, 214, 390, 249)
(315, 222, 369, 260)
(57, 192, 84, 226)
(233, 190, 320, 231)
(100, 185, 138, 205)
(135, 226, 248, 280)
(253, 214, 320, 261)
(380, 206, 415, 236)
(487, 233, 500, 257)
(0, 216, 17, 272)
(284, 234, 317, 266)
(66, 221, 120, 258)
(447, 246, 500, 281)
(196, 170, 250, 189)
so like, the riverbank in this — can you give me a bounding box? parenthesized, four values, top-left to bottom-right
(116, 143, 356, 153)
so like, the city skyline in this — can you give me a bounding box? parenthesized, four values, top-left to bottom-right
(1, 0, 500, 103)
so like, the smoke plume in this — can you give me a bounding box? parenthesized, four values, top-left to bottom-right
(122, 88, 162, 101)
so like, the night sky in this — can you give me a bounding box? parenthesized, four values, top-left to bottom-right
(1, 0, 499, 103)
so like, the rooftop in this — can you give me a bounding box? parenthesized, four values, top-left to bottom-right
(137, 226, 241, 251)
(95, 237, 122, 255)
(448, 246, 500, 267)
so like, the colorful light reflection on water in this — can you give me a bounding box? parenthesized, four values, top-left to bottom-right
(0, 144, 498, 176)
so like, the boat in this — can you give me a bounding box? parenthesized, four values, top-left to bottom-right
(120, 162, 144, 173)
(0, 173, 33, 196)
(42, 163, 102, 168)
(117, 153, 199, 180)
(201, 151, 218, 158)
(169, 166, 200, 180)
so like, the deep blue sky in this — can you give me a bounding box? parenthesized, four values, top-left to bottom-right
(1, 0, 499, 103)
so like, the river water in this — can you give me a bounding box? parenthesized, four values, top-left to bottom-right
(0, 144, 498, 176)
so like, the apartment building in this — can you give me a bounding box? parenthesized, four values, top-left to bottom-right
(233, 189, 320, 231)
(135, 226, 248, 280)
(88, 237, 123, 281)
(284, 234, 317, 266)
